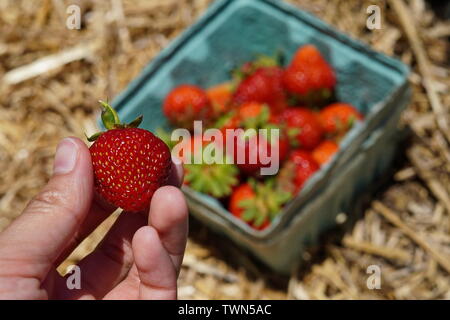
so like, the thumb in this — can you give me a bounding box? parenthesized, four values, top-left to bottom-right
(0, 137, 93, 280)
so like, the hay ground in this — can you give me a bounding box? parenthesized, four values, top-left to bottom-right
(0, 0, 449, 299)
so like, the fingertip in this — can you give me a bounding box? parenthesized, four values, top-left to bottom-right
(65, 136, 91, 157)
(69, 136, 92, 166)
(153, 185, 185, 203)
(149, 186, 188, 226)
(67, 136, 89, 148)
(132, 226, 165, 272)
(54, 137, 92, 175)
(132, 226, 158, 252)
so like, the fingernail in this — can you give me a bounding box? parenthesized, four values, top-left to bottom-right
(54, 138, 78, 175)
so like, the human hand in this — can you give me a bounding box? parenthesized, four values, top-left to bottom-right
(0, 137, 188, 300)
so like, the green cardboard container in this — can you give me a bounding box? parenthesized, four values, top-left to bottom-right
(111, 0, 411, 275)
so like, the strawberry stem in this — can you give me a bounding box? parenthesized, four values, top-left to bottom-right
(85, 100, 144, 142)
(100, 100, 120, 130)
(86, 132, 102, 142)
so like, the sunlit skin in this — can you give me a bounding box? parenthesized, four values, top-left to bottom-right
(0, 137, 188, 300)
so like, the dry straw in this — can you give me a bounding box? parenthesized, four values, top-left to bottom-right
(0, 0, 449, 299)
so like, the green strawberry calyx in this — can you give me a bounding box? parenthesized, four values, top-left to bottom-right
(231, 52, 284, 86)
(185, 161, 239, 199)
(86, 100, 143, 142)
(184, 143, 239, 199)
(241, 104, 270, 131)
(238, 179, 292, 228)
(238, 104, 285, 146)
(213, 110, 237, 130)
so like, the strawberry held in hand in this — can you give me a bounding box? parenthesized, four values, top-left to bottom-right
(88, 101, 171, 212)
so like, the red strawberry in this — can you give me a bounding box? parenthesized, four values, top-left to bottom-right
(156, 132, 239, 198)
(217, 102, 280, 130)
(312, 140, 339, 165)
(88, 101, 171, 212)
(291, 45, 333, 72)
(206, 82, 233, 116)
(278, 150, 319, 195)
(163, 85, 213, 129)
(277, 107, 323, 150)
(179, 136, 239, 198)
(233, 66, 287, 114)
(225, 103, 290, 176)
(319, 103, 363, 135)
(237, 102, 265, 120)
(283, 45, 336, 105)
(228, 180, 291, 230)
(233, 132, 289, 176)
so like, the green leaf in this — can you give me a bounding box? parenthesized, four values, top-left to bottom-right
(274, 49, 286, 66)
(287, 94, 301, 106)
(242, 104, 271, 130)
(99, 100, 120, 130)
(85, 132, 102, 142)
(215, 111, 238, 130)
(253, 211, 267, 227)
(347, 115, 356, 129)
(127, 115, 143, 128)
(241, 206, 257, 222)
(185, 160, 239, 198)
(253, 54, 278, 68)
(287, 127, 301, 148)
(321, 88, 332, 100)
